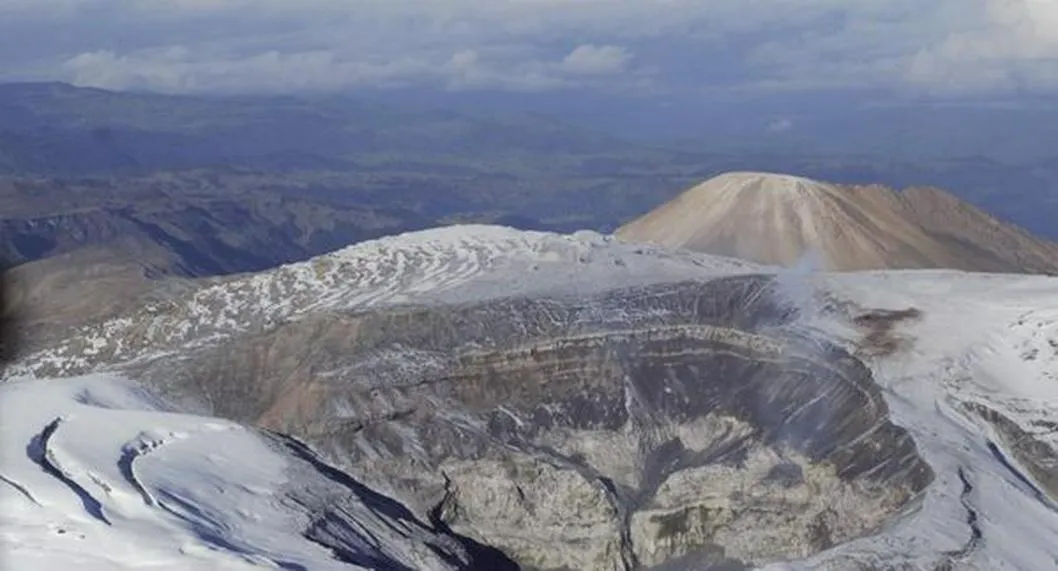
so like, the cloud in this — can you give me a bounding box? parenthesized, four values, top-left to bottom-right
(767, 118, 795, 133)
(61, 49, 440, 92)
(2, 0, 1058, 96)
(903, 0, 1058, 93)
(440, 49, 571, 91)
(559, 45, 631, 75)
(59, 44, 621, 93)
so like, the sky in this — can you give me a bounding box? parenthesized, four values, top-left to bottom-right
(1, 0, 1057, 98)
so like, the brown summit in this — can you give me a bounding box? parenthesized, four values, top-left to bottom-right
(616, 171, 1058, 273)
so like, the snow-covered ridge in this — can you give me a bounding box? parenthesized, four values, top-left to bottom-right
(7, 225, 759, 379)
(0, 375, 466, 571)
(7, 224, 1058, 568)
(803, 271, 1058, 569)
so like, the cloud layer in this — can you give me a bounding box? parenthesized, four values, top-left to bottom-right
(2, 0, 1058, 95)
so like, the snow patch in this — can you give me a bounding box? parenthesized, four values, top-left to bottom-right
(0, 374, 458, 570)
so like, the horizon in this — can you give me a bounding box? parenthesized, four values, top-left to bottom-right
(5, 78, 1058, 166)
(3, 1, 1057, 99)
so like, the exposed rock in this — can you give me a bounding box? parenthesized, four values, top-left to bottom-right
(0, 257, 17, 366)
(965, 402, 1058, 504)
(16, 275, 930, 570)
(0, 174, 433, 277)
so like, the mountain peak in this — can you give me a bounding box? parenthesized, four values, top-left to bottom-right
(616, 171, 1058, 273)
(711, 171, 823, 189)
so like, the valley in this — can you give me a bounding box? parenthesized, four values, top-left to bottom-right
(3, 83, 1058, 285)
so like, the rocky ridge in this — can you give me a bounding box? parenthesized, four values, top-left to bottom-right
(5, 226, 933, 570)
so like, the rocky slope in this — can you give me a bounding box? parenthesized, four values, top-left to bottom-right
(0, 173, 435, 277)
(140, 279, 930, 570)
(0, 374, 500, 571)
(5, 226, 936, 570)
(616, 171, 1058, 273)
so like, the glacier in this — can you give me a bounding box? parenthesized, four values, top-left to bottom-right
(1, 225, 1056, 570)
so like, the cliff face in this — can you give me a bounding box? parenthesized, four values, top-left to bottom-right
(27, 275, 929, 570)
(5, 222, 934, 569)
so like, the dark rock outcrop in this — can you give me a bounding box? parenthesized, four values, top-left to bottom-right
(101, 275, 933, 570)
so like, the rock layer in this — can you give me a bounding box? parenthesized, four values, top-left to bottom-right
(65, 275, 933, 570)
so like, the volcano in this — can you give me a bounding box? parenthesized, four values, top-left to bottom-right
(616, 171, 1058, 273)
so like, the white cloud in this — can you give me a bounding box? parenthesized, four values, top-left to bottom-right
(439, 49, 571, 91)
(903, 0, 1058, 93)
(62, 49, 439, 92)
(1, 0, 1057, 95)
(767, 118, 795, 133)
(559, 44, 631, 75)
(59, 44, 606, 93)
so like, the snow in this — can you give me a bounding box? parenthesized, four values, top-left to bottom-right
(5, 224, 761, 381)
(4, 225, 1058, 568)
(793, 270, 1058, 569)
(0, 375, 452, 571)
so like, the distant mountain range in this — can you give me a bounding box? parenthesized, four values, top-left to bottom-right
(0, 172, 437, 275)
(0, 82, 636, 174)
(348, 88, 1058, 163)
(2, 81, 1058, 278)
